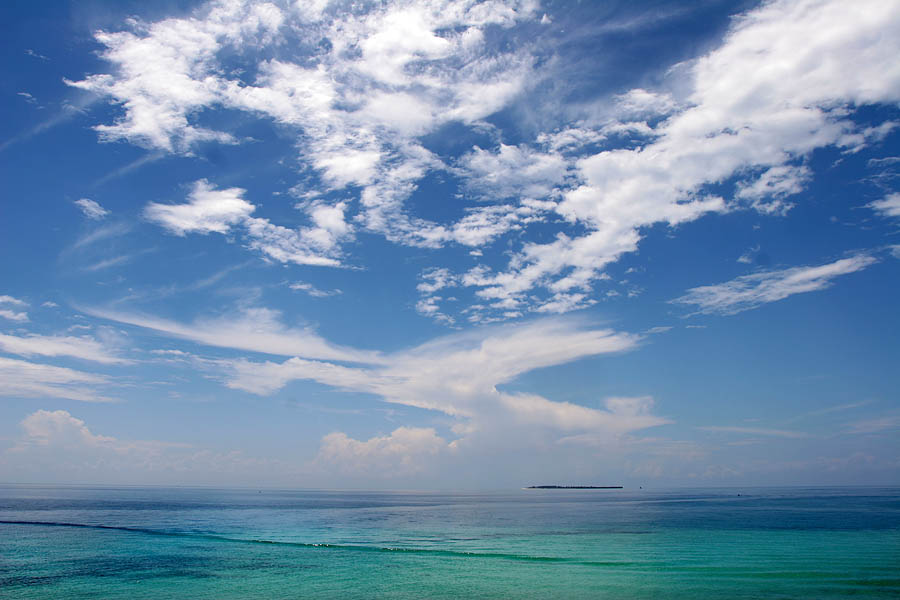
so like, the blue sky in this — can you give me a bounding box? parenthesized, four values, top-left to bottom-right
(1, 0, 898, 488)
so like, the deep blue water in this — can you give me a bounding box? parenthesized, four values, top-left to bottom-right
(1, 485, 898, 598)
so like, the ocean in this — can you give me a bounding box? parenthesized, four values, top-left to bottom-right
(1, 485, 898, 598)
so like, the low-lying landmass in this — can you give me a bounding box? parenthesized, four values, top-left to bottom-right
(525, 485, 624, 489)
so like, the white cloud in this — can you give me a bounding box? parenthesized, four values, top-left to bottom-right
(417, 268, 458, 295)
(0, 332, 129, 364)
(644, 326, 672, 335)
(71, 0, 540, 265)
(145, 179, 255, 236)
(499, 394, 668, 433)
(82, 305, 383, 364)
(533, 292, 596, 314)
(0, 310, 28, 322)
(74, 198, 110, 219)
(0, 295, 28, 322)
(0, 409, 292, 485)
(671, 255, 877, 315)
(145, 180, 350, 266)
(83, 254, 136, 272)
(453, 0, 900, 317)
(18, 409, 114, 446)
(737, 245, 759, 264)
(0, 357, 114, 402)
(67, 0, 900, 323)
(25, 48, 49, 61)
(315, 427, 449, 476)
(614, 88, 678, 118)
(734, 165, 811, 215)
(243, 216, 345, 267)
(288, 282, 341, 298)
(71, 222, 132, 249)
(415, 267, 460, 324)
(868, 192, 900, 218)
(0, 295, 27, 306)
(215, 317, 671, 487)
(65, 0, 284, 152)
(460, 143, 569, 200)
(221, 317, 658, 446)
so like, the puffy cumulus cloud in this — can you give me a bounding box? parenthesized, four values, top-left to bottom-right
(869, 193, 900, 219)
(0, 332, 130, 364)
(72, 0, 540, 257)
(145, 179, 255, 235)
(145, 180, 351, 266)
(74, 198, 110, 219)
(65, 0, 284, 152)
(314, 427, 449, 477)
(71, 0, 900, 322)
(459, 144, 569, 200)
(0, 410, 292, 485)
(18, 409, 114, 446)
(0, 357, 115, 402)
(613, 88, 678, 119)
(671, 254, 878, 316)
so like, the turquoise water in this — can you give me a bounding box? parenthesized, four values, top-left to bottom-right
(1, 486, 898, 598)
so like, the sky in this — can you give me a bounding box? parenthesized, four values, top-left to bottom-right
(1, 0, 899, 489)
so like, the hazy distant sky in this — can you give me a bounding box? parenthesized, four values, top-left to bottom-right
(1, 0, 898, 488)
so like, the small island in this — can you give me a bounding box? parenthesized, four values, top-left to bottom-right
(525, 485, 623, 489)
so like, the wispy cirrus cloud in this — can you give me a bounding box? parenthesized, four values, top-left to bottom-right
(71, 222, 132, 250)
(846, 415, 900, 435)
(81, 304, 383, 364)
(0, 332, 130, 364)
(289, 282, 342, 298)
(86, 300, 663, 440)
(697, 426, 809, 439)
(671, 255, 877, 316)
(0, 357, 115, 403)
(222, 317, 666, 441)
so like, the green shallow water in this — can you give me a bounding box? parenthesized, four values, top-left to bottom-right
(1, 486, 898, 598)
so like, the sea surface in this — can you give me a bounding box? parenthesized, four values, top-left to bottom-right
(0, 485, 898, 599)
